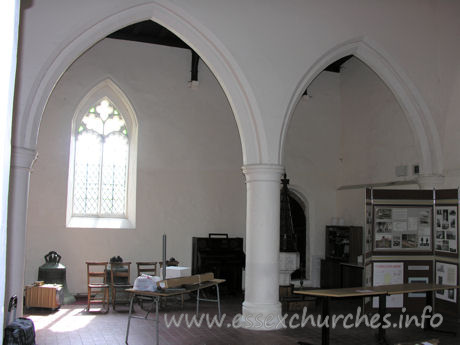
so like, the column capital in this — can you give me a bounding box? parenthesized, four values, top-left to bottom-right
(11, 146, 37, 171)
(416, 174, 445, 189)
(242, 164, 284, 183)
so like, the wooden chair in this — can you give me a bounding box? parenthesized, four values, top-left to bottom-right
(86, 262, 109, 313)
(110, 262, 132, 311)
(136, 261, 158, 277)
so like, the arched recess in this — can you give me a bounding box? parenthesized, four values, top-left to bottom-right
(66, 78, 138, 229)
(280, 37, 443, 176)
(17, 0, 266, 165)
(287, 185, 312, 283)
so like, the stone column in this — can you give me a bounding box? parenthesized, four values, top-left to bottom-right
(5, 146, 37, 317)
(241, 164, 284, 330)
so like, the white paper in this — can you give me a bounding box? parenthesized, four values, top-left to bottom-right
(435, 261, 457, 303)
(392, 208, 407, 220)
(408, 217, 418, 231)
(393, 221, 407, 232)
(373, 262, 404, 308)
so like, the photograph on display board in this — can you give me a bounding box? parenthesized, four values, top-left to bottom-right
(435, 261, 457, 303)
(365, 206, 373, 255)
(373, 206, 432, 251)
(435, 206, 458, 254)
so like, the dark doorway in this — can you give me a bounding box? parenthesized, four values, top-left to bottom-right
(289, 194, 307, 280)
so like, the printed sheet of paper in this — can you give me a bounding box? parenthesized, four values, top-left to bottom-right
(435, 261, 457, 303)
(372, 262, 404, 308)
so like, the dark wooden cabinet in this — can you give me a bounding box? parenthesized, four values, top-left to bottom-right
(321, 225, 363, 288)
(192, 234, 245, 295)
(325, 225, 362, 263)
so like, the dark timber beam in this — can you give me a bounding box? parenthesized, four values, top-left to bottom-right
(191, 50, 200, 82)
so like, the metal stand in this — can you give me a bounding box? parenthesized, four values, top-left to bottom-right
(377, 294, 389, 345)
(125, 282, 222, 345)
(125, 294, 160, 345)
(196, 284, 221, 320)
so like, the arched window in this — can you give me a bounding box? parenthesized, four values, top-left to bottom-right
(67, 80, 137, 228)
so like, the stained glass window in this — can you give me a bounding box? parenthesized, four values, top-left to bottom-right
(72, 99, 128, 216)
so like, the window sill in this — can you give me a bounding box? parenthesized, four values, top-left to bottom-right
(66, 216, 135, 229)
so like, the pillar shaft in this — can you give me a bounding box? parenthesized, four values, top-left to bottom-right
(5, 146, 36, 317)
(242, 164, 284, 330)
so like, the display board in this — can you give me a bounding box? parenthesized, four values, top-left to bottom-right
(434, 206, 458, 254)
(435, 261, 457, 303)
(364, 188, 460, 315)
(374, 206, 432, 252)
(365, 202, 373, 258)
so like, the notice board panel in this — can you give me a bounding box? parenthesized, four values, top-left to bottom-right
(374, 206, 432, 253)
(434, 260, 459, 317)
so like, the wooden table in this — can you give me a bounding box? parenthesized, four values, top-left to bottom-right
(125, 278, 225, 345)
(294, 283, 459, 345)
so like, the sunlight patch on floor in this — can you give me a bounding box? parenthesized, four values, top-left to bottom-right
(28, 306, 96, 332)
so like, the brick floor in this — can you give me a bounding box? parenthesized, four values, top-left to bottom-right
(25, 296, 460, 345)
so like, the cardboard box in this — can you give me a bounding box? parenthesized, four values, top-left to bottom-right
(158, 272, 215, 289)
(165, 266, 191, 278)
(25, 284, 63, 309)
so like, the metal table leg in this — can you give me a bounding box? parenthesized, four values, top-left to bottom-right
(125, 293, 135, 344)
(216, 284, 221, 320)
(155, 296, 159, 345)
(377, 295, 389, 345)
(424, 290, 433, 330)
(196, 288, 200, 315)
(321, 297, 329, 345)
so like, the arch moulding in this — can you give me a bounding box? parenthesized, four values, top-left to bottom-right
(280, 37, 443, 176)
(18, 0, 267, 165)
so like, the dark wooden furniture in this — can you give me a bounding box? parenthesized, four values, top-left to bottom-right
(136, 261, 158, 277)
(86, 261, 109, 313)
(321, 225, 362, 288)
(340, 262, 364, 288)
(110, 261, 132, 310)
(325, 225, 362, 262)
(192, 234, 245, 295)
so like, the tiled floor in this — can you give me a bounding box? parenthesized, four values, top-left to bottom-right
(26, 296, 460, 345)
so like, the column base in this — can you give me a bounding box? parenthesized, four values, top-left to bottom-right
(240, 301, 283, 330)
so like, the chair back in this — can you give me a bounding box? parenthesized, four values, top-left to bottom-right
(136, 261, 158, 277)
(86, 262, 108, 285)
(110, 262, 131, 286)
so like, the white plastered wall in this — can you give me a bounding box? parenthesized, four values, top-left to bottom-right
(337, 58, 421, 227)
(25, 39, 245, 294)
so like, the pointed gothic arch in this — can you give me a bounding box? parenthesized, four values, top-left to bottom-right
(280, 37, 442, 175)
(66, 79, 138, 228)
(17, 1, 264, 165)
